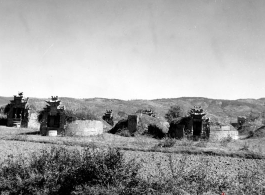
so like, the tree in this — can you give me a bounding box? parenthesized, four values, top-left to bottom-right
(165, 105, 184, 123)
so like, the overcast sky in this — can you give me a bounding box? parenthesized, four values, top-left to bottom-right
(0, 0, 265, 100)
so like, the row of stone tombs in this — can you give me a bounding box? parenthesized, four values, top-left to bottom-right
(4, 93, 209, 138)
(4, 94, 66, 135)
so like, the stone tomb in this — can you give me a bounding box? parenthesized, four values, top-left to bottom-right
(65, 120, 104, 136)
(6, 92, 30, 128)
(39, 96, 66, 136)
(128, 115, 138, 134)
(168, 106, 210, 139)
(190, 106, 210, 139)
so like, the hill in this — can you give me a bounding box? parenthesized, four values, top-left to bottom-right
(1, 96, 265, 130)
(0, 96, 12, 107)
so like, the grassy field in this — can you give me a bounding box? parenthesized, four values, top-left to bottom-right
(0, 126, 264, 157)
(0, 126, 265, 194)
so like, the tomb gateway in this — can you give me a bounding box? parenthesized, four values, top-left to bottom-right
(6, 92, 30, 128)
(39, 96, 66, 136)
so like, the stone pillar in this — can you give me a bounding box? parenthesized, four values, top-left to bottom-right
(128, 115, 138, 134)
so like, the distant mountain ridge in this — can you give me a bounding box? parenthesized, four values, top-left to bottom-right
(1, 96, 265, 125)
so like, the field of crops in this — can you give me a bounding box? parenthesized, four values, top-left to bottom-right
(0, 126, 265, 192)
(123, 150, 265, 182)
(0, 138, 264, 184)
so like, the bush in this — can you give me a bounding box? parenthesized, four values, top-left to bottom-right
(176, 137, 193, 147)
(165, 105, 184, 123)
(37, 110, 45, 123)
(195, 139, 208, 148)
(65, 109, 98, 122)
(0, 146, 141, 195)
(118, 129, 132, 137)
(3, 104, 11, 114)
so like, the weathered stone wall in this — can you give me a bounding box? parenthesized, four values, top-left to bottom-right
(65, 120, 103, 136)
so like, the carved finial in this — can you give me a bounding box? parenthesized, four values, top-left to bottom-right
(51, 96, 59, 101)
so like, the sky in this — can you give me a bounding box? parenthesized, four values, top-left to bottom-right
(0, 0, 265, 100)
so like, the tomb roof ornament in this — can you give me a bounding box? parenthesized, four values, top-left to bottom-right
(45, 96, 65, 112)
(11, 92, 29, 104)
(189, 106, 206, 117)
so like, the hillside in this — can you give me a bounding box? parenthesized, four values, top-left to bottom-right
(1, 96, 265, 127)
(0, 96, 12, 107)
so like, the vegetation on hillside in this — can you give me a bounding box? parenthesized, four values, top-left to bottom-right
(37, 109, 98, 123)
(165, 105, 184, 123)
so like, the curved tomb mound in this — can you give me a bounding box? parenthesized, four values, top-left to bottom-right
(109, 114, 169, 138)
(138, 114, 169, 136)
(65, 120, 103, 136)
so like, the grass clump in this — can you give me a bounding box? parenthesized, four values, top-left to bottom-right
(156, 137, 176, 148)
(194, 139, 208, 148)
(117, 129, 132, 137)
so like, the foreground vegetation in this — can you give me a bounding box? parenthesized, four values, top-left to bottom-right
(0, 127, 265, 194)
(0, 146, 264, 195)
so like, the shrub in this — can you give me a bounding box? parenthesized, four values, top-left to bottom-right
(118, 129, 132, 137)
(37, 110, 45, 123)
(3, 104, 11, 114)
(65, 109, 98, 122)
(195, 139, 208, 148)
(176, 137, 193, 147)
(165, 105, 184, 123)
(0, 146, 141, 195)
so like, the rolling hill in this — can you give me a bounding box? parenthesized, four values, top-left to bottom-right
(1, 96, 265, 127)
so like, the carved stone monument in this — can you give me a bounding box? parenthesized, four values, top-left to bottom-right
(189, 106, 210, 139)
(39, 96, 66, 135)
(6, 92, 30, 128)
